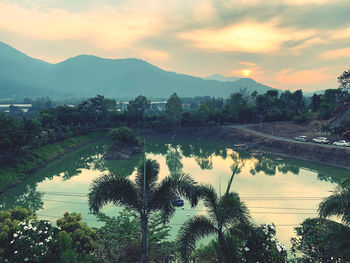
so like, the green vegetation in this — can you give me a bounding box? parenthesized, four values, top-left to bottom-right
(165, 92, 183, 128)
(108, 126, 138, 144)
(177, 167, 288, 263)
(0, 208, 97, 263)
(178, 167, 251, 262)
(88, 159, 199, 262)
(95, 209, 176, 262)
(0, 132, 102, 191)
(1, 70, 350, 262)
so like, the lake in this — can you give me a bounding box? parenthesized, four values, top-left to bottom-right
(0, 139, 348, 248)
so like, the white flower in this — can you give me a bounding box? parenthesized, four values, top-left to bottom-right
(10, 240, 14, 244)
(244, 247, 250, 251)
(13, 233, 18, 238)
(38, 230, 42, 234)
(14, 251, 18, 254)
(24, 258, 29, 262)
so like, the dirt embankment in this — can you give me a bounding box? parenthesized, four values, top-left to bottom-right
(139, 127, 350, 170)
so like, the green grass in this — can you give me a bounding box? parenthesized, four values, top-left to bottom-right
(0, 132, 104, 192)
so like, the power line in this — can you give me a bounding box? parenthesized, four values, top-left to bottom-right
(42, 198, 318, 212)
(39, 191, 328, 200)
(36, 214, 301, 227)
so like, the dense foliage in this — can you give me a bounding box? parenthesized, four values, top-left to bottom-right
(108, 126, 138, 144)
(0, 208, 96, 263)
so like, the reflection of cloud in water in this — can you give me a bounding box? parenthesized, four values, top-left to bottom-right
(1, 139, 346, 246)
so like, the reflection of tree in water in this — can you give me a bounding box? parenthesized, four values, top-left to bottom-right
(250, 156, 300, 176)
(59, 143, 108, 180)
(251, 157, 281, 176)
(182, 143, 216, 170)
(104, 153, 143, 177)
(166, 146, 183, 175)
(0, 184, 44, 212)
(278, 163, 299, 175)
(229, 151, 251, 174)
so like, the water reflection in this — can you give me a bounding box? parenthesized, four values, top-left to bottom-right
(0, 139, 347, 237)
(166, 147, 183, 175)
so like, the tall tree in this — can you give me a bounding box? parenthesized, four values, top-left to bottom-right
(338, 68, 350, 91)
(88, 159, 199, 262)
(127, 95, 149, 127)
(165, 93, 183, 128)
(178, 166, 251, 263)
(310, 93, 322, 112)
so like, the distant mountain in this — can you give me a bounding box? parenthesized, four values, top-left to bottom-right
(204, 73, 240, 82)
(0, 41, 276, 100)
(304, 90, 326, 97)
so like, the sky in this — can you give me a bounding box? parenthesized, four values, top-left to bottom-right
(0, 0, 350, 92)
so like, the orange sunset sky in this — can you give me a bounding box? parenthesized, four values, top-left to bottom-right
(1, 0, 350, 92)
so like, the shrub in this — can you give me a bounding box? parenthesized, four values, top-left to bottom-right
(108, 126, 137, 144)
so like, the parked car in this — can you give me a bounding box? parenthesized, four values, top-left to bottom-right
(333, 140, 350, 147)
(294, 136, 308, 142)
(312, 137, 329, 144)
(172, 196, 184, 207)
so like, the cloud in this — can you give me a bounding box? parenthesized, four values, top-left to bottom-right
(275, 68, 333, 84)
(290, 37, 326, 51)
(139, 49, 170, 61)
(330, 27, 350, 39)
(239, 61, 257, 66)
(322, 47, 350, 59)
(0, 2, 164, 51)
(194, 0, 217, 23)
(231, 63, 265, 80)
(283, 0, 346, 5)
(178, 21, 314, 53)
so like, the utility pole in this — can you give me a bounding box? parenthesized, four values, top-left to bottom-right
(141, 138, 148, 263)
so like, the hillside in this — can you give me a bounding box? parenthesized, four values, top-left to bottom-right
(0, 41, 275, 99)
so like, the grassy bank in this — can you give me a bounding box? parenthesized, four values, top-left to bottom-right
(0, 132, 104, 192)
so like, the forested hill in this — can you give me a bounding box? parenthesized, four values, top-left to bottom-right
(0, 41, 275, 99)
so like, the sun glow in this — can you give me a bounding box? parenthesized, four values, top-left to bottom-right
(242, 69, 252, 77)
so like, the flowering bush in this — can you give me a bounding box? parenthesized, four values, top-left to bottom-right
(0, 207, 36, 261)
(8, 219, 58, 262)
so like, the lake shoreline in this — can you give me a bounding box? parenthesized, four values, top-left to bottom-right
(0, 132, 105, 194)
(139, 127, 350, 170)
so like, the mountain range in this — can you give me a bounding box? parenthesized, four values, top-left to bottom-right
(0, 41, 275, 100)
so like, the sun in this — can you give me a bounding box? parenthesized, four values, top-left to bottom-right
(241, 69, 252, 77)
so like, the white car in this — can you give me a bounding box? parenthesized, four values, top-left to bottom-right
(333, 140, 350, 147)
(312, 137, 329, 144)
(294, 136, 308, 142)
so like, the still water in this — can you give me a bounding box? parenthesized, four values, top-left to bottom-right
(0, 139, 348, 248)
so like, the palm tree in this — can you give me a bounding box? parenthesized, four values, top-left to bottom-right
(88, 159, 199, 262)
(318, 178, 350, 259)
(177, 166, 251, 263)
(318, 178, 350, 226)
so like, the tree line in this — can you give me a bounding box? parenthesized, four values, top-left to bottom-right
(2, 83, 350, 166)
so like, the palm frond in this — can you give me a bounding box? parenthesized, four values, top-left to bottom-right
(88, 173, 139, 213)
(148, 173, 199, 221)
(218, 192, 251, 228)
(171, 173, 200, 208)
(318, 185, 350, 225)
(148, 176, 178, 222)
(197, 184, 219, 221)
(135, 159, 160, 196)
(177, 215, 217, 263)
